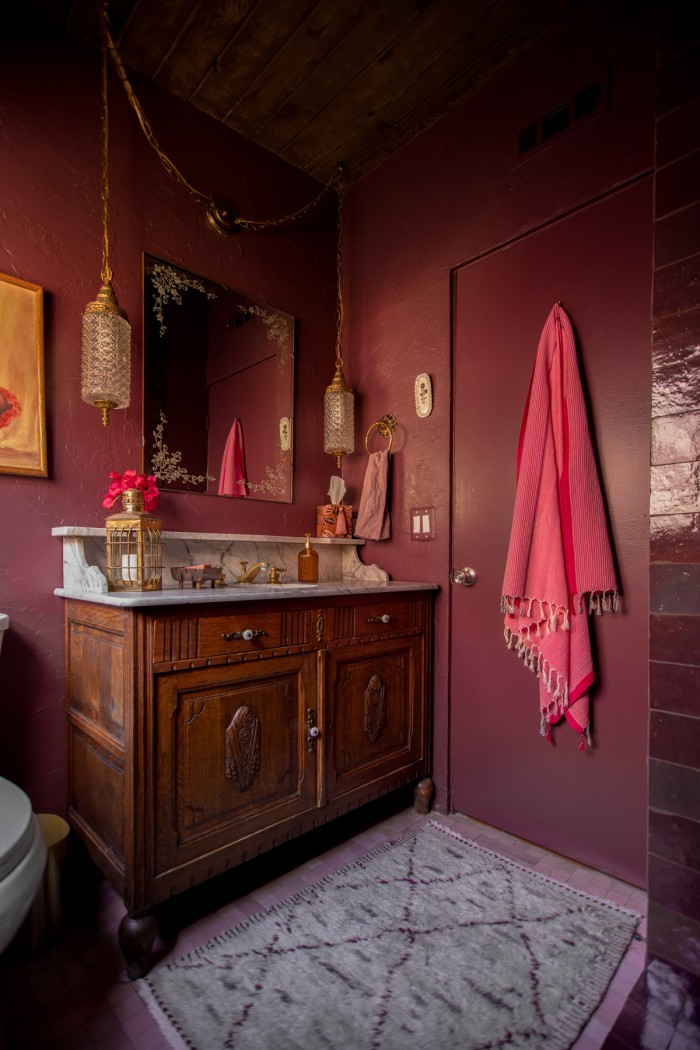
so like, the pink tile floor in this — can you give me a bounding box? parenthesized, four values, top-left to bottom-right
(0, 804, 646, 1049)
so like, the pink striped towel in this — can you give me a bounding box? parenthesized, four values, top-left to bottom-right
(501, 304, 619, 748)
(218, 418, 248, 497)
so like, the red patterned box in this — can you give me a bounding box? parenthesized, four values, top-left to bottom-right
(316, 504, 353, 538)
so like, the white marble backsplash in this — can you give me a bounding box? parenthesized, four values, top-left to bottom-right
(53, 528, 389, 595)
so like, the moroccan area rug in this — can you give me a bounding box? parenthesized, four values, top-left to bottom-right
(139, 821, 641, 1050)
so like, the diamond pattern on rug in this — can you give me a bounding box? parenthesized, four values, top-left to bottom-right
(140, 821, 641, 1050)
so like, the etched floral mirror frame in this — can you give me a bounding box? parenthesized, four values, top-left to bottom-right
(142, 254, 294, 502)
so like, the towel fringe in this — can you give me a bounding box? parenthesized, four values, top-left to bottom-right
(504, 627, 569, 720)
(501, 594, 570, 633)
(503, 590, 620, 623)
(572, 589, 621, 615)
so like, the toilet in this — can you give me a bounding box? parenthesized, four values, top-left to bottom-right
(0, 614, 47, 954)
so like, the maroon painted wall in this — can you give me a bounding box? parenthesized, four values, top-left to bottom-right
(648, 0, 700, 977)
(342, 0, 655, 884)
(0, 2, 668, 894)
(0, 13, 336, 810)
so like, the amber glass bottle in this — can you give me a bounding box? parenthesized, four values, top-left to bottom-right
(298, 533, 319, 583)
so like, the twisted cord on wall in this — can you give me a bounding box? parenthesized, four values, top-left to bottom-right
(101, 10, 210, 211)
(99, 3, 343, 232)
(335, 178, 344, 369)
(99, 36, 113, 282)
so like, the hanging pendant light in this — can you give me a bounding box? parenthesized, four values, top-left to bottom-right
(323, 179, 354, 469)
(81, 8, 130, 427)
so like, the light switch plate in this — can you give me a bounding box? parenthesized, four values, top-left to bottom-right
(411, 506, 435, 540)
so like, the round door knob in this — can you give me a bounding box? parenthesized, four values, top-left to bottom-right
(308, 726, 320, 739)
(451, 567, 477, 587)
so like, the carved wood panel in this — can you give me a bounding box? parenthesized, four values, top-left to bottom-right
(364, 674, 386, 742)
(154, 654, 317, 875)
(404, 600, 425, 630)
(325, 634, 427, 802)
(225, 705, 261, 790)
(152, 616, 198, 663)
(281, 608, 310, 647)
(331, 605, 354, 640)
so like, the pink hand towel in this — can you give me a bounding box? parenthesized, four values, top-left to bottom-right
(218, 418, 248, 497)
(355, 449, 391, 540)
(501, 304, 618, 749)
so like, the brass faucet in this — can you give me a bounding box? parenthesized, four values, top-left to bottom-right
(236, 560, 269, 583)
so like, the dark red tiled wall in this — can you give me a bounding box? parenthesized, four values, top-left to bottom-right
(648, 0, 700, 978)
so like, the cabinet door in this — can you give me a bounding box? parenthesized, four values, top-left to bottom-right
(153, 652, 318, 884)
(324, 634, 427, 802)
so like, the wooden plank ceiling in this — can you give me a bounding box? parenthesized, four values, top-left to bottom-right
(35, 0, 585, 185)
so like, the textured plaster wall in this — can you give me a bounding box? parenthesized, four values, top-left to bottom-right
(0, 1, 662, 893)
(341, 0, 655, 885)
(0, 14, 336, 809)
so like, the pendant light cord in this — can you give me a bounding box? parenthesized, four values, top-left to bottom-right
(335, 184, 344, 370)
(100, 5, 344, 231)
(100, 6, 211, 211)
(99, 37, 112, 283)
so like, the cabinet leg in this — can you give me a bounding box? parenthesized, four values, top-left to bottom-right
(413, 776, 434, 815)
(118, 911, 158, 980)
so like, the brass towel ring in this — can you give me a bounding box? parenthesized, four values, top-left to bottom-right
(365, 413, 397, 454)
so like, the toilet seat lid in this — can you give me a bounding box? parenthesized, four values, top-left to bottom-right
(0, 776, 36, 881)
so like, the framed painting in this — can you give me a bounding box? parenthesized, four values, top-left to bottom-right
(0, 272, 47, 476)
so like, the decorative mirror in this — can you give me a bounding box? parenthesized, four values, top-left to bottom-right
(142, 254, 294, 502)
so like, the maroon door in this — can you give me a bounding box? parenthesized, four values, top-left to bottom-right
(449, 180, 652, 886)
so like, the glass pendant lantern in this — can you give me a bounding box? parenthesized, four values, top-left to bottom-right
(324, 364, 354, 469)
(81, 280, 131, 426)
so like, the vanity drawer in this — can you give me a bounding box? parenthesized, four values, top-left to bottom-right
(197, 611, 283, 657)
(353, 601, 408, 636)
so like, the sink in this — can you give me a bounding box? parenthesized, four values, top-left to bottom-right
(230, 582, 318, 591)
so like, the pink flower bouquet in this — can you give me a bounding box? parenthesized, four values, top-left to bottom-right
(102, 471, 160, 513)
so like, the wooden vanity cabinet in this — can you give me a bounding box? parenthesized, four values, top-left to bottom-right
(64, 590, 433, 977)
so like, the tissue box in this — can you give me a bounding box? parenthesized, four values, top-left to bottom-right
(316, 504, 353, 538)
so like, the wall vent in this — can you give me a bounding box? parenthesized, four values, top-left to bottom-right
(518, 121, 538, 156)
(516, 70, 608, 161)
(574, 82, 601, 121)
(541, 104, 571, 142)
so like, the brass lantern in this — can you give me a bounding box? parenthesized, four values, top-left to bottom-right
(105, 488, 162, 591)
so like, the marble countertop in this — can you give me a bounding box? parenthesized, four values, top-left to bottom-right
(52, 527, 363, 545)
(55, 579, 438, 608)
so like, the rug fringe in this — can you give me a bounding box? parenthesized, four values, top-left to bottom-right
(137, 978, 194, 1050)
